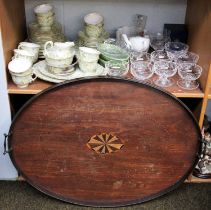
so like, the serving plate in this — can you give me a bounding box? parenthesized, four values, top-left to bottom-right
(33, 60, 107, 83)
(7, 78, 201, 207)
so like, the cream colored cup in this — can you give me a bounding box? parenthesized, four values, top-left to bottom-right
(18, 42, 40, 53)
(84, 12, 104, 26)
(8, 58, 36, 88)
(34, 4, 54, 16)
(45, 56, 74, 68)
(78, 47, 100, 62)
(13, 49, 36, 64)
(18, 42, 40, 62)
(44, 41, 75, 59)
(78, 57, 98, 73)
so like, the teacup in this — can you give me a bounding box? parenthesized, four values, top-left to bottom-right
(85, 25, 103, 38)
(8, 58, 36, 88)
(84, 12, 104, 38)
(13, 49, 36, 63)
(36, 14, 55, 28)
(47, 60, 77, 74)
(78, 58, 98, 73)
(78, 47, 100, 62)
(45, 56, 74, 68)
(54, 42, 75, 54)
(84, 12, 104, 27)
(44, 41, 75, 59)
(18, 42, 40, 62)
(34, 4, 54, 17)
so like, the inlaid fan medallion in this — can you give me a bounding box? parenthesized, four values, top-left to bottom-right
(87, 133, 124, 154)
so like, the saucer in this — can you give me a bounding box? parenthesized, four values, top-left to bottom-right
(33, 60, 107, 83)
(33, 60, 76, 80)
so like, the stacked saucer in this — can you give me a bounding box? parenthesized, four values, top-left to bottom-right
(27, 4, 66, 58)
(77, 12, 109, 48)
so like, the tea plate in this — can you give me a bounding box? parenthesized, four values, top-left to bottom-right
(33, 60, 107, 83)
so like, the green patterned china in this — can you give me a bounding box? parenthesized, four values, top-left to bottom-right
(78, 12, 109, 48)
(97, 43, 129, 61)
(28, 4, 66, 58)
(85, 24, 103, 38)
(36, 14, 55, 28)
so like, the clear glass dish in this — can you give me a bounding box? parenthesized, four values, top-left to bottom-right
(153, 60, 177, 87)
(130, 61, 153, 81)
(105, 60, 129, 77)
(150, 50, 170, 62)
(165, 42, 189, 61)
(150, 32, 170, 51)
(177, 51, 199, 64)
(177, 63, 202, 90)
(130, 52, 151, 63)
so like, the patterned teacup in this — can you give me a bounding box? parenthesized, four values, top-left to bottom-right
(78, 47, 100, 62)
(13, 49, 36, 64)
(8, 58, 36, 88)
(18, 42, 40, 62)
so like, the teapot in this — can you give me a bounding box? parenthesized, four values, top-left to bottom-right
(44, 41, 75, 59)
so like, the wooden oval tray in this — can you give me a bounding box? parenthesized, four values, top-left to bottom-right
(8, 77, 201, 207)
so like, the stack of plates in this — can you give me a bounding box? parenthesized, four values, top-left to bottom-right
(77, 30, 109, 48)
(28, 22, 66, 58)
(97, 43, 129, 66)
(33, 60, 107, 83)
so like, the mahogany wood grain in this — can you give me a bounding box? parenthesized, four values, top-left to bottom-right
(8, 78, 200, 207)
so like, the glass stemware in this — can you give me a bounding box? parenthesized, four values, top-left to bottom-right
(177, 63, 202, 90)
(105, 60, 129, 77)
(165, 42, 189, 61)
(130, 61, 153, 81)
(130, 52, 150, 63)
(177, 51, 199, 64)
(153, 60, 177, 87)
(150, 50, 170, 63)
(150, 32, 171, 51)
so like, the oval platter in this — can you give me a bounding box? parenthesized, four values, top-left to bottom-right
(8, 77, 201, 207)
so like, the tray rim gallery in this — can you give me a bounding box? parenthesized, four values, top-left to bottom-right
(5, 77, 202, 207)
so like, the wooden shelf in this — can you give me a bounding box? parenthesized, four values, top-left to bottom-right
(8, 75, 204, 98)
(188, 175, 211, 183)
(147, 74, 204, 98)
(8, 79, 53, 94)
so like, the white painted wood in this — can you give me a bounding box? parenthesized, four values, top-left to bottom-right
(25, 0, 187, 40)
(0, 31, 18, 179)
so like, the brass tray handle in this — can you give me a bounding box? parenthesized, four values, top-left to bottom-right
(3, 133, 12, 155)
